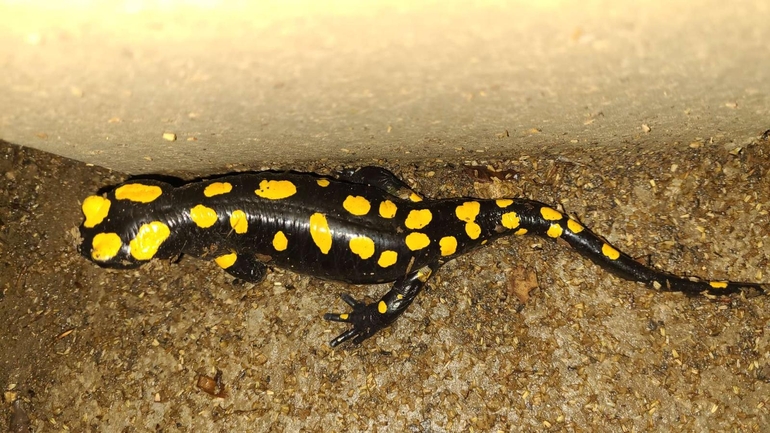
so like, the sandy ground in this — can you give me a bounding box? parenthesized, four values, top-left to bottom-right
(1, 137, 769, 432)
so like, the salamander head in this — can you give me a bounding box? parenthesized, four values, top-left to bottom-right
(79, 181, 174, 268)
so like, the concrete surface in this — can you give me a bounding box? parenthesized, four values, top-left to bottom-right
(1, 0, 770, 173)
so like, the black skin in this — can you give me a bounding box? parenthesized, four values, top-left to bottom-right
(79, 167, 770, 347)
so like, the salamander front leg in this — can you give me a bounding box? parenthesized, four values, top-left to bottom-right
(213, 252, 267, 284)
(324, 264, 437, 346)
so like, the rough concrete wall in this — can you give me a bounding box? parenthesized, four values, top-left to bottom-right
(1, 0, 769, 173)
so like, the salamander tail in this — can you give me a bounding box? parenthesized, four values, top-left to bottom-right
(503, 199, 768, 297)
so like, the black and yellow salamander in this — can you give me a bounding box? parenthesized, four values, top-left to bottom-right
(78, 166, 769, 346)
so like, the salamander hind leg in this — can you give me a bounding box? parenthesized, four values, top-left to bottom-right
(324, 264, 437, 346)
(339, 166, 424, 202)
(212, 251, 268, 283)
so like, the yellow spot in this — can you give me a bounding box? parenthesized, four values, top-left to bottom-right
(343, 195, 371, 216)
(190, 204, 219, 228)
(229, 210, 248, 234)
(602, 243, 620, 260)
(409, 192, 423, 202)
(115, 184, 163, 203)
(255, 180, 297, 200)
(349, 236, 375, 259)
(455, 201, 481, 222)
(91, 232, 122, 261)
(540, 207, 563, 221)
(339, 313, 349, 320)
(567, 219, 584, 233)
(129, 221, 171, 260)
(405, 232, 430, 251)
(416, 268, 433, 281)
(501, 211, 520, 230)
(439, 236, 457, 256)
(496, 199, 513, 208)
(309, 213, 332, 254)
(203, 182, 232, 197)
(316, 178, 330, 187)
(405, 209, 433, 229)
(455, 202, 483, 240)
(215, 253, 237, 269)
(273, 231, 288, 251)
(514, 228, 528, 236)
(547, 224, 563, 238)
(378, 301, 388, 314)
(465, 222, 482, 239)
(379, 200, 398, 219)
(377, 250, 398, 268)
(82, 196, 111, 228)
(709, 281, 729, 289)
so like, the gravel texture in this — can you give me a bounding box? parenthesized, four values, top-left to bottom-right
(1, 137, 769, 431)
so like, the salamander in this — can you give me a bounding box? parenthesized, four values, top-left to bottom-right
(78, 166, 769, 346)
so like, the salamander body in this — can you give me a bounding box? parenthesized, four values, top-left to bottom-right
(79, 167, 769, 346)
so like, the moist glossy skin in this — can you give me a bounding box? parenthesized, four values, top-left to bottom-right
(79, 167, 770, 346)
(79, 171, 498, 283)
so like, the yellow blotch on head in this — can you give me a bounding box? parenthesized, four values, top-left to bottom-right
(82, 196, 111, 228)
(377, 250, 398, 268)
(91, 232, 122, 261)
(439, 236, 457, 256)
(455, 201, 481, 222)
(215, 252, 237, 269)
(540, 207, 563, 221)
(514, 228, 528, 236)
(405, 232, 430, 251)
(709, 281, 728, 289)
(129, 221, 170, 260)
(465, 222, 482, 239)
(190, 204, 219, 228)
(204, 182, 232, 197)
(405, 209, 432, 229)
(273, 231, 288, 251)
(501, 211, 520, 230)
(496, 199, 513, 208)
(349, 236, 375, 259)
(567, 219, 584, 234)
(601, 243, 620, 260)
(115, 183, 163, 203)
(379, 200, 398, 219)
(309, 213, 332, 254)
(229, 210, 248, 234)
(547, 223, 563, 238)
(255, 179, 297, 200)
(316, 178, 330, 187)
(343, 195, 371, 216)
(409, 192, 423, 202)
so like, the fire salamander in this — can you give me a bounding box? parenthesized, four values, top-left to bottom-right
(79, 166, 769, 346)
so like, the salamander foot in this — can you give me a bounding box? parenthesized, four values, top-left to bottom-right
(324, 293, 394, 347)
